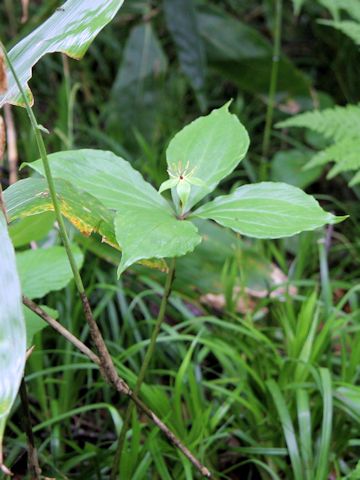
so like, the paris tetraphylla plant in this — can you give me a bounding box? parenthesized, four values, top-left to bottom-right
(159, 160, 206, 216)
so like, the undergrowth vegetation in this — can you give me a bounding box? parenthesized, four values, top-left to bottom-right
(0, 1, 359, 479)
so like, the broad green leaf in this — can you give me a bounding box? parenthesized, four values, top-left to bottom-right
(4, 177, 117, 246)
(163, 0, 206, 108)
(9, 212, 55, 248)
(0, 212, 26, 463)
(193, 182, 345, 239)
(0, 0, 124, 107)
(24, 306, 58, 348)
(17, 245, 84, 299)
(175, 219, 289, 296)
(28, 149, 196, 273)
(28, 149, 170, 212)
(115, 206, 201, 276)
(107, 23, 167, 144)
(197, 5, 310, 97)
(166, 103, 249, 212)
(270, 150, 322, 189)
(292, 0, 307, 15)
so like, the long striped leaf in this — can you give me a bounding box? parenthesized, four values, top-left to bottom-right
(0, 0, 124, 107)
(0, 212, 26, 469)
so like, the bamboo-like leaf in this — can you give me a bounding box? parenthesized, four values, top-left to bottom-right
(0, 0, 124, 107)
(163, 0, 206, 107)
(0, 212, 26, 467)
(108, 23, 167, 143)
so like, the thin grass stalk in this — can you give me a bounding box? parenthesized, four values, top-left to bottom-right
(111, 259, 176, 479)
(261, 0, 283, 180)
(23, 296, 211, 478)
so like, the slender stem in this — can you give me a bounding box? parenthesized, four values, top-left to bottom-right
(19, 379, 42, 480)
(260, 0, 283, 179)
(3, 44, 211, 479)
(23, 297, 211, 478)
(111, 259, 176, 479)
(23, 296, 99, 365)
(2, 44, 84, 295)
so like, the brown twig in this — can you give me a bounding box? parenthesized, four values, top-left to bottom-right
(22, 296, 211, 478)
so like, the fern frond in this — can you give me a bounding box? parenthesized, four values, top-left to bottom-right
(276, 105, 360, 142)
(320, 19, 360, 46)
(339, 0, 360, 22)
(305, 138, 360, 173)
(349, 170, 360, 185)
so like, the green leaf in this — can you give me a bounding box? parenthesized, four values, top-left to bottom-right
(4, 177, 117, 246)
(17, 246, 84, 299)
(193, 182, 345, 239)
(276, 104, 360, 142)
(319, 20, 360, 46)
(0, 0, 124, 107)
(115, 207, 201, 276)
(28, 149, 169, 212)
(292, 0, 307, 15)
(163, 0, 206, 107)
(24, 306, 58, 348)
(166, 103, 249, 212)
(267, 380, 304, 480)
(28, 149, 196, 273)
(9, 212, 55, 248)
(0, 212, 26, 462)
(197, 5, 310, 97)
(107, 23, 167, 144)
(315, 368, 333, 480)
(271, 149, 322, 189)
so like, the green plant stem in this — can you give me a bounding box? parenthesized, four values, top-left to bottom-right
(110, 259, 176, 480)
(261, 0, 283, 180)
(2, 46, 211, 479)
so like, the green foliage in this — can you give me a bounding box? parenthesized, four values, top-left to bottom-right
(193, 182, 343, 238)
(163, 0, 206, 108)
(277, 105, 360, 185)
(270, 149, 322, 188)
(0, 1, 358, 478)
(11, 104, 342, 277)
(0, 212, 26, 462)
(17, 245, 83, 299)
(107, 23, 167, 144)
(0, 0, 125, 107)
